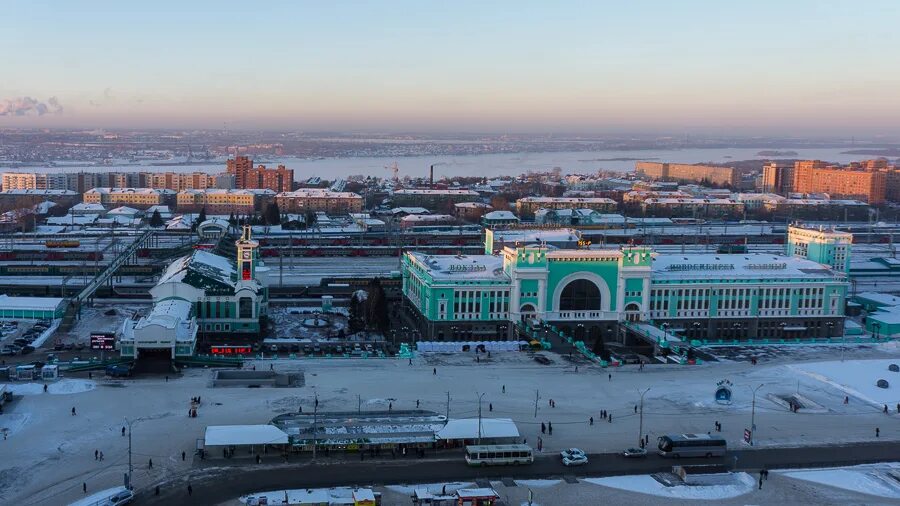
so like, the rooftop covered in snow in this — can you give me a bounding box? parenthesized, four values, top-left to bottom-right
(652, 253, 840, 280)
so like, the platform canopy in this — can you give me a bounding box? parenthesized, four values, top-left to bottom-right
(204, 424, 288, 447)
(436, 418, 519, 441)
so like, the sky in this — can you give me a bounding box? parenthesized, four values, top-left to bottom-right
(2, 1, 900, 136)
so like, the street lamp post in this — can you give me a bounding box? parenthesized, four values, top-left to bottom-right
(661, 323, 669, 345)
(476, 392, 486, 445)
(638, 387, 651, 448)
(749, 383, 764, 446)
(123, 417, 134, 489)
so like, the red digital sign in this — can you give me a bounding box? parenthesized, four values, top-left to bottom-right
(90, 333, 116, 351)
(210, 346, 252, 355)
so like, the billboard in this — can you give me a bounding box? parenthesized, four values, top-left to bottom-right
(90, 333, 116, 351)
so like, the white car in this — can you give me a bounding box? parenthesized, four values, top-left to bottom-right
(560, 448, 586, 459)
(562, 454, 588, 466)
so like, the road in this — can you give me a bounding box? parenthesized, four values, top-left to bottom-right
(136, 441, 900, 504)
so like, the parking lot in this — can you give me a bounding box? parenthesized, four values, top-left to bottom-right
(0, 319, 53, 358)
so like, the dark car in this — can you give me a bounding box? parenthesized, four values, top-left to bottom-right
(54, 343, 65, 351)
(290, 344, 300, 352)
(534, 355, 552, 365)
(21, 345, 35, 355)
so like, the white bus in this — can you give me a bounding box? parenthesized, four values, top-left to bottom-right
(657, 433, 727, 458)
(465, 444, 534, 466)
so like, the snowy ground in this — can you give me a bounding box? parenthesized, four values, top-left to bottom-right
(1, 343, 899, 505)
(777, 462, 900, 499)
(57, 303, 146, 346)
(583, 472, 756, 500)
(792, 359, 900, 409)
(268, 306, 350, 340)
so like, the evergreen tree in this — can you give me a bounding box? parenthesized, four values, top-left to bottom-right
(149, 209, 163, 227)
(365, 278, 390, 334)
(265, 202, 281, 226)
(228, 212, 237, 226)
(348, 290, 367, 333)
(193, 208, 207, 231)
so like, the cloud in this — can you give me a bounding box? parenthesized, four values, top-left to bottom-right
(0, 96, 64, 116)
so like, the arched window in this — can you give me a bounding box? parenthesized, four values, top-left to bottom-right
(239, 297, 253, 319)
(559, 279, 602, 311)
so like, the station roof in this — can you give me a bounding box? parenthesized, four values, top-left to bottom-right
(204, 425, 288, 447)
(407, 253, 506, 281)
(652, 253, 837, 280)
(436, 418, 520, 441)
(157, 250, 239, 291)
(0, 295, 65, 312)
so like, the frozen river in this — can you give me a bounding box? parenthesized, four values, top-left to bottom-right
(14, 147, 876, 179)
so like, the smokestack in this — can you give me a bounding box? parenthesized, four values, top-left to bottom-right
(430, 164, 435, 188)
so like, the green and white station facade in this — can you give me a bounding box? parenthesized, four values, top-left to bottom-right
(402, 225, 850, 342)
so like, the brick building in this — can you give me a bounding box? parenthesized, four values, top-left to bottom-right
(176, 189, 274, 214)
(226, 156, 294, 192)
(83, 188, 175, 209)
(636, 162, 743, 187)
(276, 189, 364, 215)
(761, 162, 795, 194)
(792, 160, 887, 204)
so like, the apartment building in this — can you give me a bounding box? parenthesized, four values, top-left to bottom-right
(176, 189, 274, 214)
(83, 188, 175, 209)
(635, 161, 742, 187)
(226, 156, 294, 192)
(792, 160, 886, 204)
(391, 189, 480, 211)
(276, 189, 364, 214)
(515, 197, 617, 218)
(761, 162, 795, 194)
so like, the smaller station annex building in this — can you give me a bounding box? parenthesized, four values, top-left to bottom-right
(401, 226, 849, 343)
(119, 226, 268, 359)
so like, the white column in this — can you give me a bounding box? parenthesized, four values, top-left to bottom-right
(642, 276, 651, 320)
(537, 278, 547, 316)
(616, 274, 626, 319)
(510, 279, 521, 320)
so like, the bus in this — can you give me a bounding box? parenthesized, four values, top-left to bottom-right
(657, 433, 727, 458)
(465, 444, 534, 466)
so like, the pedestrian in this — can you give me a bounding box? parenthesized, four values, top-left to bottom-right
(489, 403, 493, 412)
(876, 427, 880, 438)
(72, 407, 76, 416)
(608, 373, 612, 381)
(589, 416, 594, 426)
(182, 451, 186, 461)
(256, 454, 260, 464)
(844, 396, 849, 405)
(155, 485, 160, 496)
(502, 385, 506, 394)
(897, 403, 900, 414)
(758, 476, 763, 490)
(548, 423, 553, 435)
(94, 449, 98, 460)
(43, 384, 48, 393)
(884, 404, 889, 414)
(763, 469, 769, 480)
(389, 402, 392, 411)
(645, 434, 649, 445)
(575, 366, 578, 372)
(99, 451, 104, 461)
(83, 482, 87, 494)
(634, 405, 638, 414)
(416, 399, 420, 408)
(88, 372, 92, 379)
(149, 458, 153, 469)
(122, 427, 126, 436)
(270, 363, 274, 371)
(639, 362, 644, 371)
(433, 368, 436, 375)
(609, 414, 612, 423)
(187, 484, 193, 496)
(541, 422, 546, 434)
(165, 375, 168, 382)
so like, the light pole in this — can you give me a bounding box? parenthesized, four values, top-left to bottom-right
(124, 417, 134, 489)
(312, 392, 318, 460)
(638, 387, 650, 448)
(476, 392, 486, 444)
(749, 383, 764, 446)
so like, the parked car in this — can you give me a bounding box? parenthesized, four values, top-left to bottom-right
(20, 345, 35, 355)
(335, 345, 344, 354)
(533, 355, 552, 365)
(622, 447, 648, 458)
(54, 343, 65, 351)
(562, 454, 588, 466)
(64, 343, 74, 351)
(560, 448, 586, 459)
(290, 344, 300, 352)
(269, 344, 278, 353)
(1, 347, 16, 356)
(303, 345, 312, 355)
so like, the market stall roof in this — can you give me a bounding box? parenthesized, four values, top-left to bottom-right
(436, 418, 519, 441)
(204, 425, 288, 447)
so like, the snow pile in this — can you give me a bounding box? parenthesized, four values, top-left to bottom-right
(792, 359, 900, 407)
(3, 379, 96, 396)
(779, 463, 900, 498)
(514, 479, 562, 488)
(584, 473, 756, 500)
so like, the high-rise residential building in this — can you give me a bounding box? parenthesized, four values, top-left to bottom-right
(226, 156, 293, 192)
(761, 162, 795, 194)
(792, 160, 886, 204)
(787, 225, 853, 273)
(635, 161, 744, 187)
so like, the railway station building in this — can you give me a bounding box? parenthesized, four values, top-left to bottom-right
(119, 226, 268, 359)
(401, 227, 849, 343)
